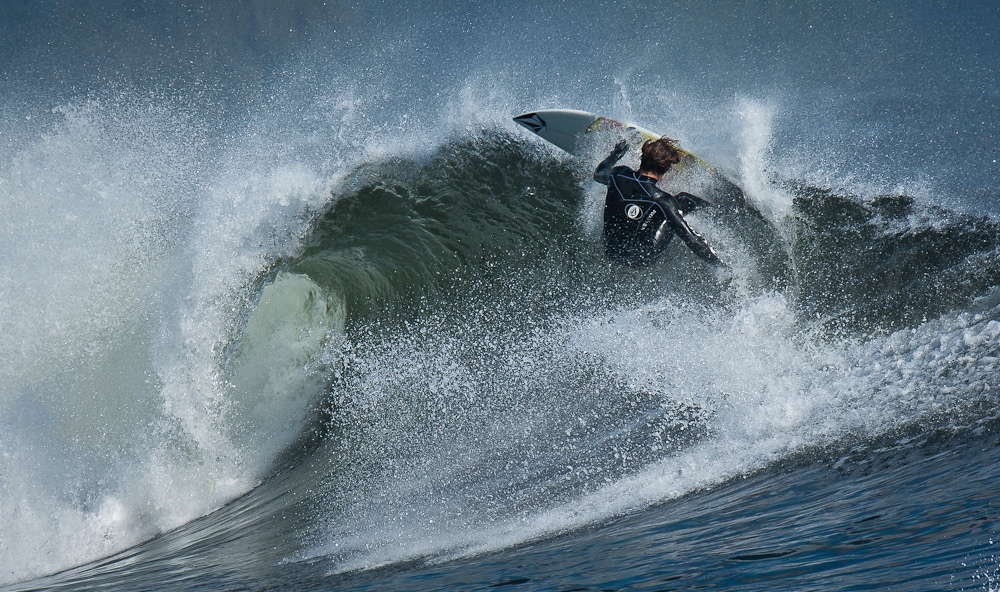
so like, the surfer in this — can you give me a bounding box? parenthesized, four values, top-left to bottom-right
(594, 138, 724, 268)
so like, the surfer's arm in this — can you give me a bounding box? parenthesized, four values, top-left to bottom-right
(674, 192, 712, 215)
(593, 140, 629, 185)
(658, 195, 724, 266)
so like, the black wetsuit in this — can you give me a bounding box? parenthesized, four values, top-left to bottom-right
(594, 151, 722, 267)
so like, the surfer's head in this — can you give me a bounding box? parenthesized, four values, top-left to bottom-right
(639, 137, 681, 178)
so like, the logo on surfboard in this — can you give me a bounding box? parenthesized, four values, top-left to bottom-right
(513, 112, 547, 134)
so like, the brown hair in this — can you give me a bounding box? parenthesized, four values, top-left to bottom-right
(639, 137, 681, 176)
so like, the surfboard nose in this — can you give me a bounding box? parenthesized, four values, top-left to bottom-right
(513, 112, 546, 134)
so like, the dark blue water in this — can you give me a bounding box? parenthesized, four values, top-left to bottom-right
(2, 1, 999, 590)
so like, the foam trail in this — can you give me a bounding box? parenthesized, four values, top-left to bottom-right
(299, 283, 1000, 574)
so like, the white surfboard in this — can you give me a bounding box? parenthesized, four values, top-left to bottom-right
(513, 108, 723, 200)
(512, 108, 713, 167)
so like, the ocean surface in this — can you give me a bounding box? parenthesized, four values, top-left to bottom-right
(2, 1, 1000, 590)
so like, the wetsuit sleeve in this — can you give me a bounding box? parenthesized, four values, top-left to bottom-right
(674, 192, 713, 214)
(593, 141, 628, 185)
(658, 195, 724, 266)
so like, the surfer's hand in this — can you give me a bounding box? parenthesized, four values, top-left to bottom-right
(611, 139, 628, 160)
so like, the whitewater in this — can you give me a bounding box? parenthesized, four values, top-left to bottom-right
(2, 1, 1000, 590)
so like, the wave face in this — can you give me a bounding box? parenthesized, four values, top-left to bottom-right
(3, 1, 1000, 590)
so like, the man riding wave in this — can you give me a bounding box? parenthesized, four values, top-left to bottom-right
(594, 137, 724, 268)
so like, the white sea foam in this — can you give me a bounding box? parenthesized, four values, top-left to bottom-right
(297, 284, 1000, 574)
(0, 97, 340, 585)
